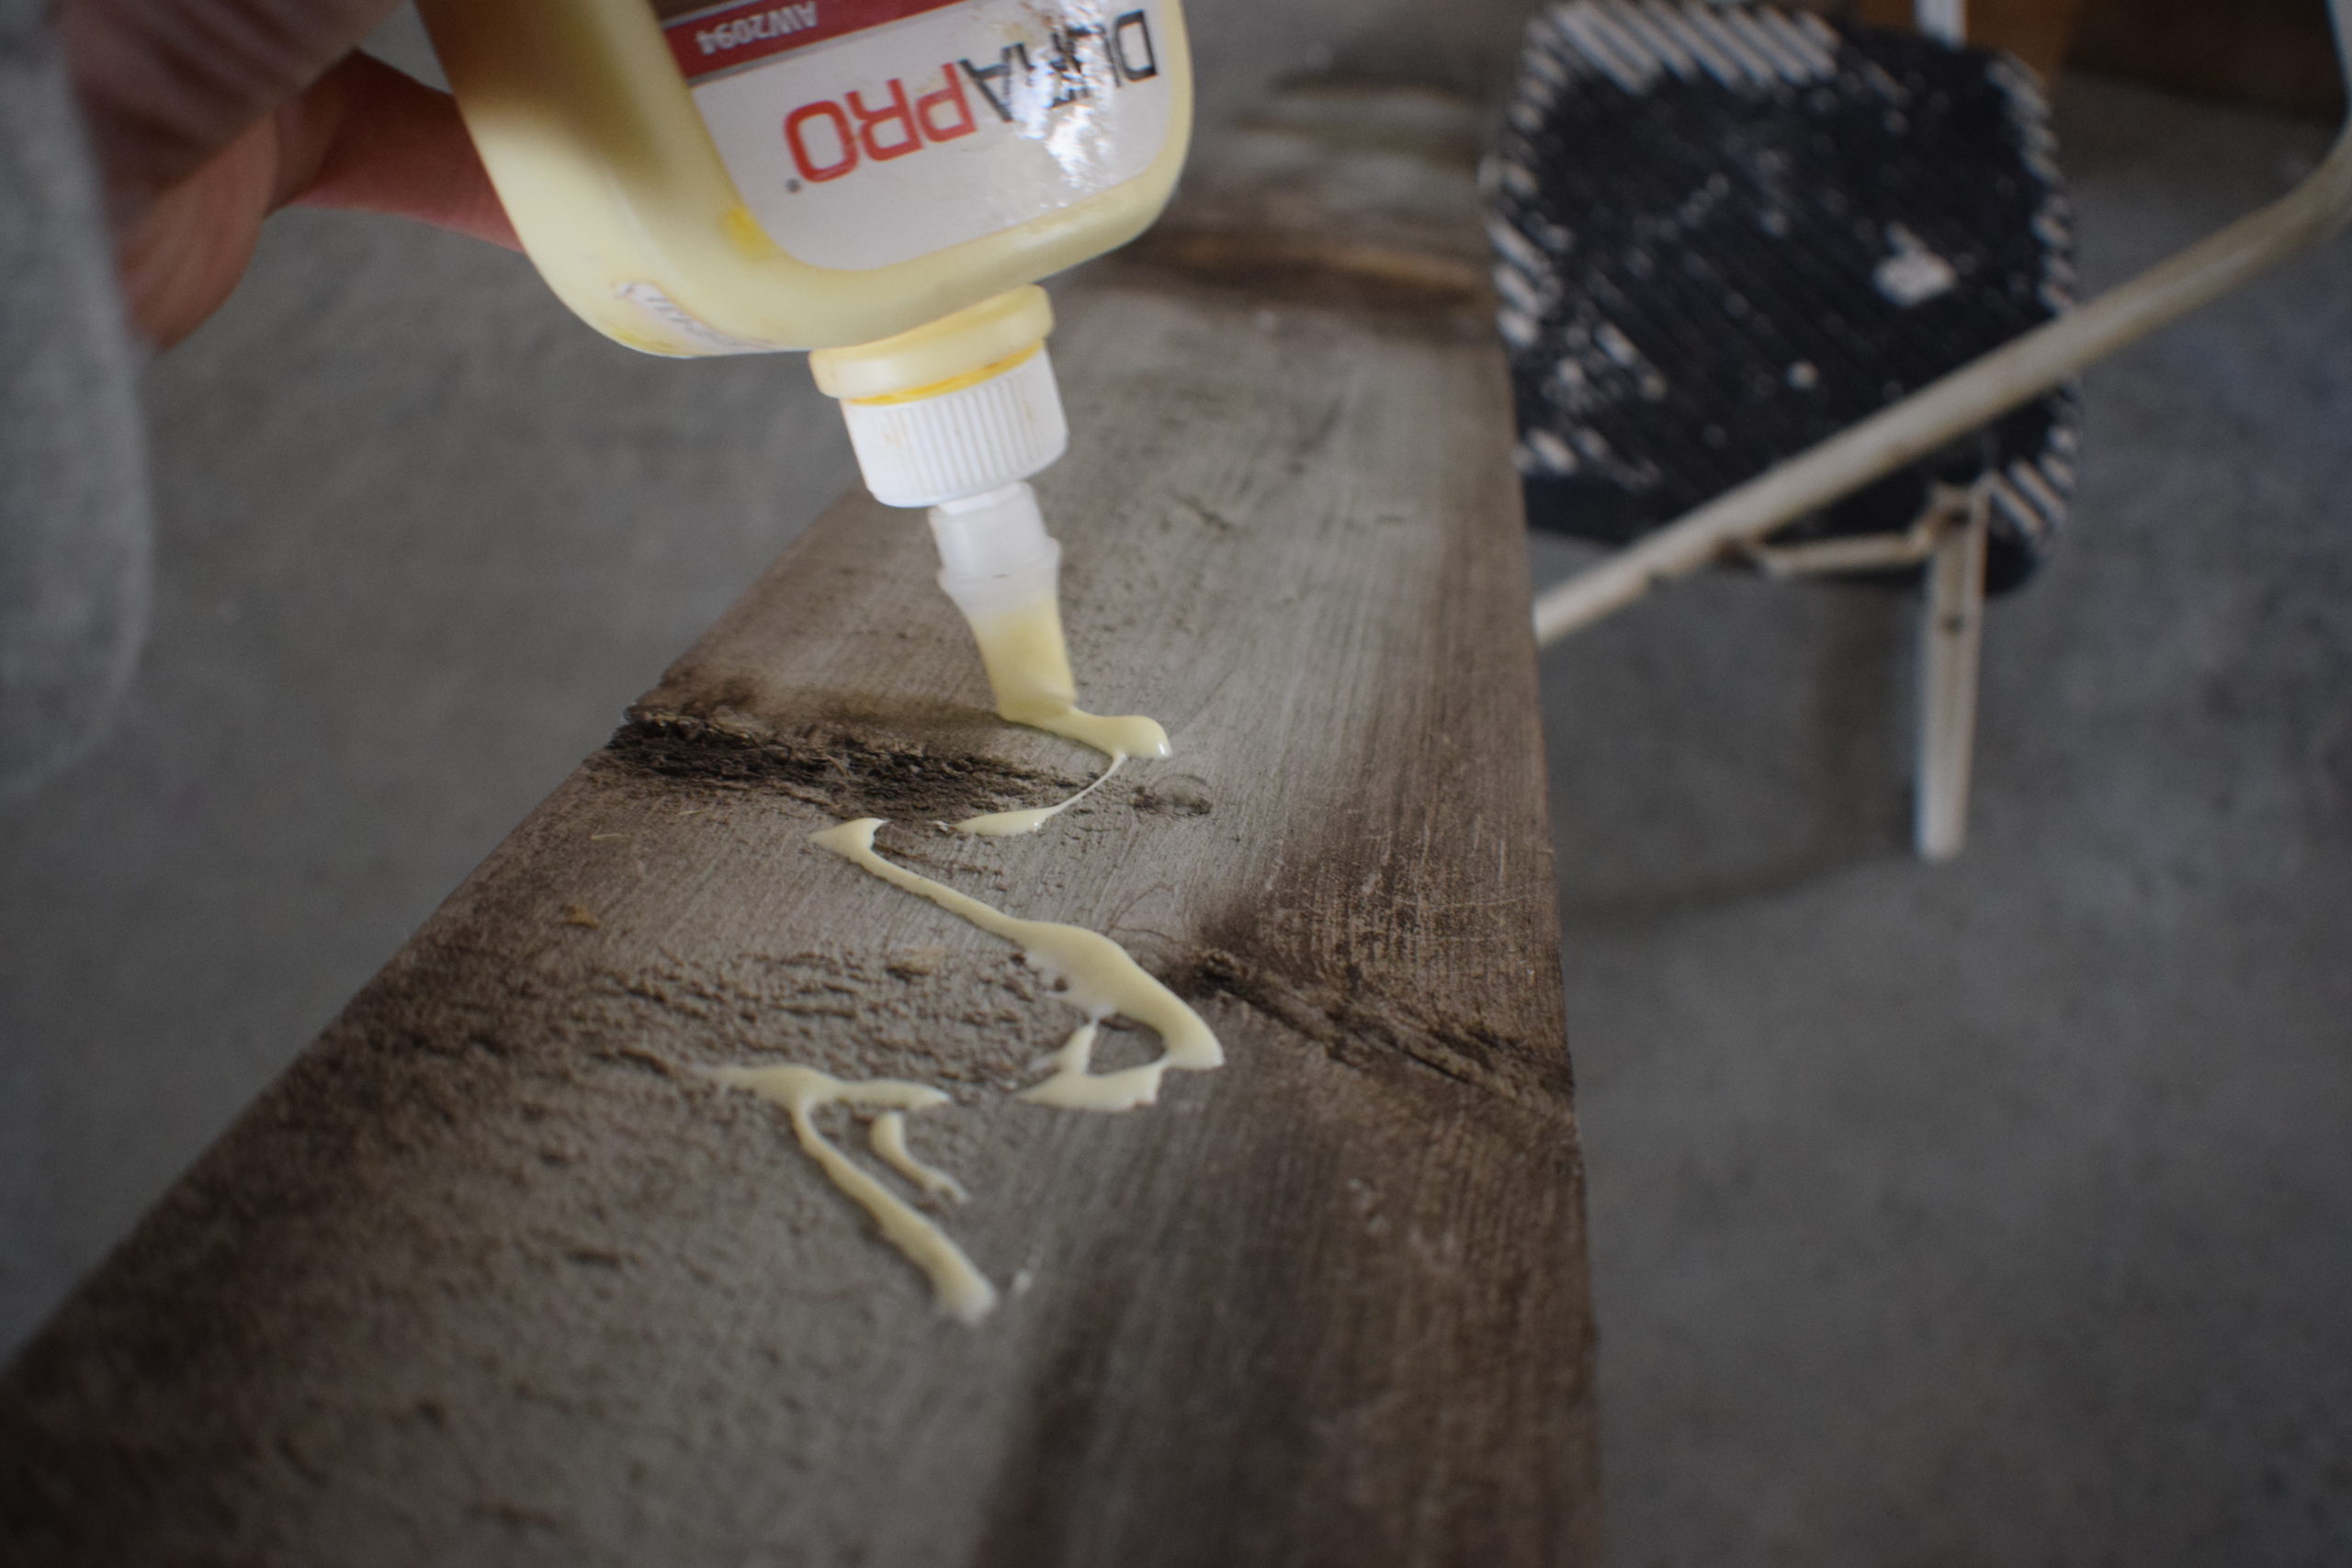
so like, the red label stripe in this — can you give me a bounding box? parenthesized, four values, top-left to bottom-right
(664, 0, 970, 83)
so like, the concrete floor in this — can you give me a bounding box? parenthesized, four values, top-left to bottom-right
(1538, 77, 2352, 1567)
(3, 11, 2348, 1564)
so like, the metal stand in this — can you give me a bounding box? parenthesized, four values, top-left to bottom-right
(1916, 484, 1990, 860)
(1532, 0, 2352, 860)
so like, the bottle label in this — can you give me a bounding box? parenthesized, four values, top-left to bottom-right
(652, 0, 1178, 272)
(616, 283, 773, 354)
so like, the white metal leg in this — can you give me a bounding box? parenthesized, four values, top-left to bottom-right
(1914, 0, 1967, 47)
(1915, 487, 1990, 861)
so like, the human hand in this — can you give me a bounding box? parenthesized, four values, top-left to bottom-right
(56, 0, 519, 348)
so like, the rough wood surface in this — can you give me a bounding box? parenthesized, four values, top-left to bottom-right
(0, 87, 1601, 1567)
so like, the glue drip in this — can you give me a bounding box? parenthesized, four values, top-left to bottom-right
(811, 818, 1222, 1111)
(707, 820, 1218, 1322)
(963, 596, 1170, 762)
(943, 594, 1159, 836)
(707, 486, 1210, 1322)
(703, 1064, 996, 1324)
(929, 483, 1170, 766)
(949, 755, 1123, 839)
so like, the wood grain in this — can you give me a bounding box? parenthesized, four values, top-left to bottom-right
(0, 87, 1600, 1567)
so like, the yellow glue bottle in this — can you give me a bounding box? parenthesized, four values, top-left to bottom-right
(419, 0, 1192, 746)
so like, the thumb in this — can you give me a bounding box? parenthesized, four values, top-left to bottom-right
(274, 51, 516, 249)
(110, 53, 524, 349)
(62, 0, 518, 346)
(57, 0, 404, 226)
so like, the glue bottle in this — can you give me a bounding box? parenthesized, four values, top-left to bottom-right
(418, 0, 1193, 712)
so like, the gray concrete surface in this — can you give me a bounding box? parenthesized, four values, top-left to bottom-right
(1538, 76, 2352, 1567)
(2, 6, 2347, 1562)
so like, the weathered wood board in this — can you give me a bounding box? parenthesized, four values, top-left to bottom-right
(0, 88, 1601, 1566)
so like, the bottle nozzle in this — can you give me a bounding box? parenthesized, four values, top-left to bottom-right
(927, 482, 1060, 618)
(811, 288, 1089, 729)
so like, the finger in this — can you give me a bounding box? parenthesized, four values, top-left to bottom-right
(273, 52, 518, 249)
(112, 55, 516, 348)
(57, 0, 401, 223)
(113, 113, 277, 348)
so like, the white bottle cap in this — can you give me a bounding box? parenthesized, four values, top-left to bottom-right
(836, 347, 1069, 509)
